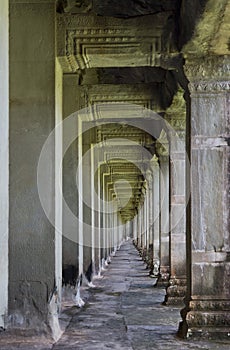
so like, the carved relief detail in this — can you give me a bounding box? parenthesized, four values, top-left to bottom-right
(189, 80, 230, 93)
(189, 300, 230, 311)
(57, 14, 172, 72)
(185, 56, 230, 84)
(187, 311, 230, 327)
(65, 28, 160, 71)
(83, 84, 160, 113)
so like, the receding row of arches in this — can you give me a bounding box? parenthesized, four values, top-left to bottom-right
(0, 0, 229, 343)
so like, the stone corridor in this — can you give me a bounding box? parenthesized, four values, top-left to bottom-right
(1, 240, 229, 350)
(1, 0, 230, 342)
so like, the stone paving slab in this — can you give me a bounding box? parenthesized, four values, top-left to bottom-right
(1, 239, 230, 349)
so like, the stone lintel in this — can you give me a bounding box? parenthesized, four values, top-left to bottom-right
(56, 12, 180, 72)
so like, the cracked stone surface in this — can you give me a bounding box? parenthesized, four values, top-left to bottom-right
(0, 240, 230, 349)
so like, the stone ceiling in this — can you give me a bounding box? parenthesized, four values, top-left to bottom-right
(57, 0, 197, 222)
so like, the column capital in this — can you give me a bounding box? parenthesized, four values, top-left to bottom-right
(184, 55, 230, 93)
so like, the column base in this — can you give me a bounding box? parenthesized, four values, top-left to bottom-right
(145, 245, 153, 269)
(133, 238, 141, 251)
(141, 247, 147, 261)
(149, 259, 160, 278)
(177, 299, 230, 339)
(157, 266, 170, 287)
(164, 277, 187, 306)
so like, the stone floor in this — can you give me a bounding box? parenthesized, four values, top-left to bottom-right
(0, 239, 230, 349)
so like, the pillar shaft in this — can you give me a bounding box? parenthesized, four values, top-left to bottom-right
(91, 145, 96, 275)
(8, 0, 56, 331)
(142, 189, 148, 260)
(145, 170, 153, 269)
(164, 89, 187, 305)
(167, 132, 187, 304)
(137, 205, 142, 249)
(151, 157, 160, 276)
(55, 59, 63, 303)
(0, 0, 9, 329)
(82, 130, 92, 281)
(62, 74, 81, 284)
(97, 162, 102, 272)
(133, 214, 138, 243)
(158, 155, 170, 286)
(179, 56, 230, 338)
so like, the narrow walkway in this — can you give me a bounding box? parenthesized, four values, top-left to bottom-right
(54, 240, 229, 350)
(0, 240, 229, 349)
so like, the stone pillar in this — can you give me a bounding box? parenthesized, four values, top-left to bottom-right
(144, 182, 149, 259)
(133, 214, 136, 242)
(8, 0, 57, 333)
(156, 134, 170, 286)
(164, 88, 187, 305)
(97, 160, 102, 274)
(91, 144, 96, 276)
(113, 210, 117, 252)
(99, 165, 104, 268)
(116, 216, 119, 246)
(62, 74, 81, 285)
(142, 185, 147, 260)
(108, 187, 113, 255)
(150, 156, 160, 276)
(137, 203, 142, 249)
(140, 195, 146, 254)
(55, 59, 63, 304)
(78, 118, 84, 281)
(0, 0, 9, 329)
(82, 131, 93, 282)
(102, 170, 110, 261)
(102, 171, 109, 259)
(146, 170, 153, 269)
(118, 216, 123, 244)
(179, 56, 230, 338)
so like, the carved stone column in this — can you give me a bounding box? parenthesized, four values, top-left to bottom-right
(8, 0, 58, 335)
(62, 74, 82, 285)
(156, 133, 170, 286)
(0, 0, 9, 329)
(133, 213, 138, 244)
(140, 194, 146, 255)
(146, 169, 154, 269)
(149, 155, 160, 276)
(137, 203, 142, 249)
(164, 88, 187, 305)
(178, 56, 230, 338)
